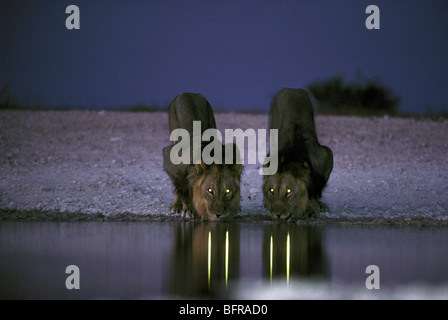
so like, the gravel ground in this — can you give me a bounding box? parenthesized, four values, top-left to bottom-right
(1, 110, 447, 223)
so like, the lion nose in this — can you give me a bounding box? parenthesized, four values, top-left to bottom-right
(271, 211, 281, 218)
(273, 211, 288, 221)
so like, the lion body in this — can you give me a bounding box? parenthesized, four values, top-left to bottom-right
(263, 88, 333, 221)
(163, 93, 242, 220)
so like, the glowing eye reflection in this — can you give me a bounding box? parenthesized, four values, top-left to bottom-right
(270, 234, 273, 284)
(207, 230, 230, 290)
(286, 188, 292, 194)
(208, 188, 213, 194)
(270, 188, 274, 193)
(286, 232, 290, 285)
(225, 189, 231, 194)
(225, 230, 229, 286)
(208, 231, 211, 289)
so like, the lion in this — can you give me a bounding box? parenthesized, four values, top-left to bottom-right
(163, 93, 242, 220)
(263, 88, 333, 221)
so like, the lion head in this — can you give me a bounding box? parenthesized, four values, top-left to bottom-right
(190, 162, 242, 221)
(263, 161, 310, 221)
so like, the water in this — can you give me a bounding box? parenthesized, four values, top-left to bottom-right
(1, 221, 448, 299)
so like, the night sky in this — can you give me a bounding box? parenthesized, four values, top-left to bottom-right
(1, 0, 448, 114)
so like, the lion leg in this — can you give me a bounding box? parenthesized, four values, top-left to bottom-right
(169, 190, 183, 213)
(305, 199, 321, 217)
(317, 199, 329, 213)
(181, 203, 198, 219)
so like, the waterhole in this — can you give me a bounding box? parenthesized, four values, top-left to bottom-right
(1, 221, 448, 299)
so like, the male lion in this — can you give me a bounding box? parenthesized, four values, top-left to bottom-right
(263, 88, 333, 221)
(163, 93, 242, 220)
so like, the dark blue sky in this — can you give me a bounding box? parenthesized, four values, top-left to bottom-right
(1, 0, 448, 114)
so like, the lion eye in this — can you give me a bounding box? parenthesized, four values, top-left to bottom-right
(225, 188, 231, 194)
(286, 188, 292, 194)
(207, 188, 213, 194)
(269, 188, 274, 193)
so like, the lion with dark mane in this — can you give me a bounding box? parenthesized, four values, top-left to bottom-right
(263, 88, 333, 221)
(163, 93, 242, 221)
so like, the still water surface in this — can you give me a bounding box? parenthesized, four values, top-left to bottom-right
(1, 221, 448, 299)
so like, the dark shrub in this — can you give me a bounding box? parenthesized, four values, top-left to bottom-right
(307, 76, 400, 116)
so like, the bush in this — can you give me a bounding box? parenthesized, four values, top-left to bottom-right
(307, 75, 400, 116)
(0, 83, 20, 109)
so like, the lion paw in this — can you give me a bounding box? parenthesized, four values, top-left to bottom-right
(170, 201, 183, 214)
(317, 200, 329, 213)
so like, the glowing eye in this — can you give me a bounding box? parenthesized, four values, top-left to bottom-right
(286, 188, 292, 194)
(270, 188, 274, 193)
(225, 189, 231, 194)
(208, 188, 213, 194)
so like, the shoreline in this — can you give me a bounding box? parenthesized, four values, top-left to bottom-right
(2, 209, 448, 227)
